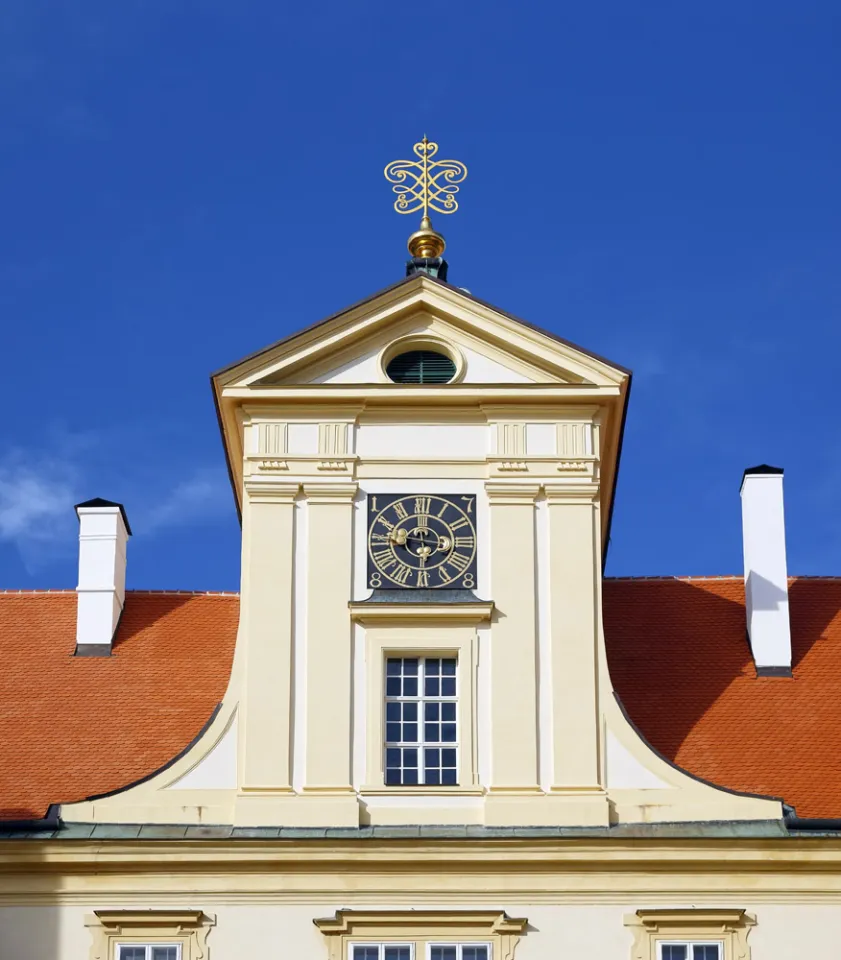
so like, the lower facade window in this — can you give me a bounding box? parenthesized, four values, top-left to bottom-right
(659, 946, 721, 960)
(118, 948, 181, 960)
(351, 945, 488, 960)
(385, 656, 458, 785)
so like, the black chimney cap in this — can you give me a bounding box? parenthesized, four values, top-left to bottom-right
(74, 498, 132, 535)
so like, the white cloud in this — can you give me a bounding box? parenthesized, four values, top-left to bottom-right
(0, 429, 230, 573)
(140, 467, 230, 535)
(0, 450, 81, 571)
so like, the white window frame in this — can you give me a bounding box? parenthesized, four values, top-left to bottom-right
(116, 946, 183, 960)
(384, 655, 459, 786)
(360, 626, 481, 794)
(426, 942, 492, 960)
(349, 943, 415, 960)
(657, 942, 723, 960)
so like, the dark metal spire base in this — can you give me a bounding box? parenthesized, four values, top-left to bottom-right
(406, 257, 448, 281)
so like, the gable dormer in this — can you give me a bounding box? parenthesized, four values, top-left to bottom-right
(63, 272, 783, 830)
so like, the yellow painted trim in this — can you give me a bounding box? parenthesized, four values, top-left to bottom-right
(86, 909, 215, 960)
(314, 909, 527, 960)
(624, 908, 755, 960)
(350, 602, 494, 624)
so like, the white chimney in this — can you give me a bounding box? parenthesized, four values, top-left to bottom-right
(74, 498, 131, 656)
(740, 466, 792, 676)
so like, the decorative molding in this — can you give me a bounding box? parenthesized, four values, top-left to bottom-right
(317, 460, 351, 471)
(624, 908, 755, 960)
(86, 909, 215, 960)
(315, 909, 527, 960)
(256, 458, 290, 471)
(350, 600, 494, 624)
(302, 483, 358, 503)
(319, 422, 349, 457)
(498, 422, 526, 457)
(496, 461, 529, 472)
(243, 479, 300, 501)
(558, 421, 592, 457)
(257, 421, 287, 456)
(543, 482, 599, 503)
(484, 482, 541, 504)
(556, 459, 594, 474)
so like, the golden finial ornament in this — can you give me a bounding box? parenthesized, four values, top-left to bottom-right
(384, 137, 468, 259)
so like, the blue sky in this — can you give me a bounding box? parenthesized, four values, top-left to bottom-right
(1, 1, 839, 588)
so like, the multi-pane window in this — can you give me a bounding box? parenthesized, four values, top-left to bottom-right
(385, 656, 458, 785)
(351, 945, 487, 960)
(659, 944, 722, 960)
(430, 946, 488, 960)
(117, 948, 181, 960)
(351, 945, 412, 960)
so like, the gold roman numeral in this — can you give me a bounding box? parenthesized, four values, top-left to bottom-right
(371, 533, 391, 544)
(392, 564, 412, 585)
(377, 516, 394, 530)
(449, 516, 470, 531)
(454, 536, 474, 549)
(373, 549, 397, 571)
(438, 566, 454, 583)
(436, 500, 450, 518)
(414, 496, 431, 517)
(417, 569, 429, 588)
(449, 551, 470, 573)
(393, 501, 409, 520)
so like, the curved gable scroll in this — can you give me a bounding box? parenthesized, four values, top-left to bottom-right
(315, 910, 528, 960)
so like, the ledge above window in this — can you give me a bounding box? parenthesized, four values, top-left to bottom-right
(350, 596, 494, 625)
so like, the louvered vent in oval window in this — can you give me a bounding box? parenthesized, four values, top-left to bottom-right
(386, 350, 456, 384)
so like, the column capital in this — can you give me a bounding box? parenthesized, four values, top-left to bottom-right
(243, 479, 301, 502)
(484, 482, 541, 504)
(302, 483, 358, 504)
(543, 483, 599, 503)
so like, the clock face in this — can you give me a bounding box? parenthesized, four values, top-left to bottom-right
(367, 494, 478, 590)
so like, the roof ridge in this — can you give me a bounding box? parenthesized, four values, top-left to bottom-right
(0, 589, 240, 596)
(604, 575, 743, 582)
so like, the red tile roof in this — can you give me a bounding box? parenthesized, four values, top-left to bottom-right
(2, 578, 841, 822)
(0, 591, 238, 820)
(604, 576, 841, 819)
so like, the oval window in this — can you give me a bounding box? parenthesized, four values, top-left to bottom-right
(386, 350, 456, 384)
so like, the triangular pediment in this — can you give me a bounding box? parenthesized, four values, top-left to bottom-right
(213, 275, 628, 390)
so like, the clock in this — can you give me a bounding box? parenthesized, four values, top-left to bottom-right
(367, 494, 478, 590)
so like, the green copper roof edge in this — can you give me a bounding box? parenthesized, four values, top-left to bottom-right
(0, 819, 797, 840)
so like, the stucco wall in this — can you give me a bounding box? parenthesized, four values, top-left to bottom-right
(0, 901, 834, 960)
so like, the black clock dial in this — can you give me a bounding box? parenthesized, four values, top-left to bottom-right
(367, 494, 477, 590)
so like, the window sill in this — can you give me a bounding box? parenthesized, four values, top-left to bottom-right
(360, 784, 484, 797)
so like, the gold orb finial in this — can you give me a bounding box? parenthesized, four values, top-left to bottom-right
(384, 137, 467, 260)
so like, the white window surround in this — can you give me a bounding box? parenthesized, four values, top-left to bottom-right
(362, 626, 480, 794)
(384, 655, 459, 786)
(350, 944, 414, 960)
(657, 943, 721, 960)
(117, 946, 182, 960)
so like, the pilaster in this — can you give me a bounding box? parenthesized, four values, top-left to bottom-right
(240, 480, 299, 793)
(545, 483, 604, 794)
(484, 482, 541, 814)
(301, 483, 358, 819)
